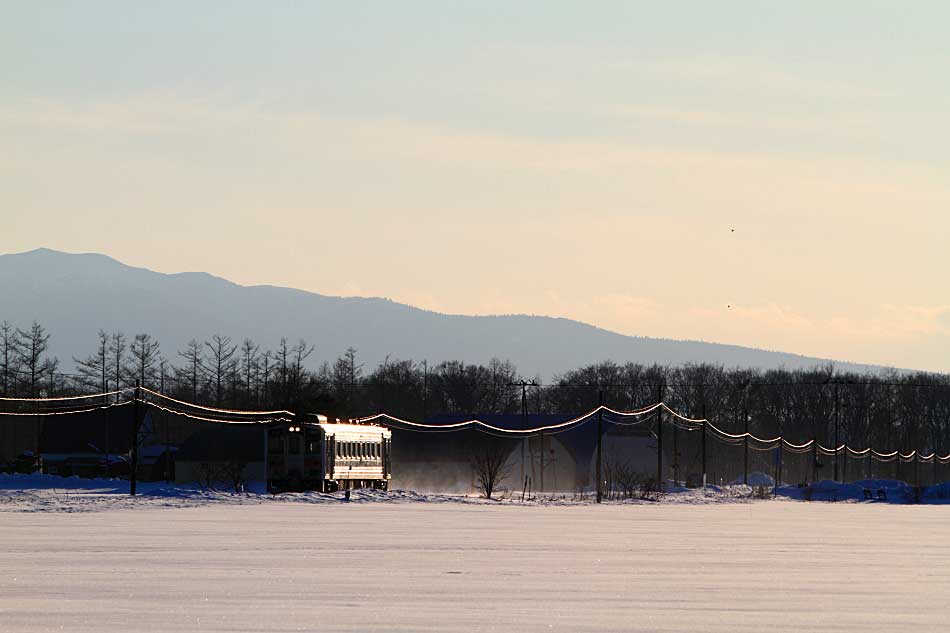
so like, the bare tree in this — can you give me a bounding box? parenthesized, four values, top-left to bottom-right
(240, 338, 259, 404)
(275, 338, 291, 404)
(109, 331, 127, 392)
(129, 333, 161, 388)
(331, 347, 362, 411)
(205, 334, 237, 405)
(259, 350, 272, 406)
(289, 339, 315, 404)
(1, 321, 19, 396)
(221, 459, 248, 492)
(158, 356, 167, 392)
(177, 339, 204, 401)
(16, 321, 50, 397)
(197, 462, 221, 490)
(471, 441, 512, 499)
(74, 330, 111, 394)
(42, 356, 60, 397)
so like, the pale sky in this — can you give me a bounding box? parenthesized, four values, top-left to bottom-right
(3, 2, 949, 371)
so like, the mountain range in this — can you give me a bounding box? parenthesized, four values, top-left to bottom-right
(0, 248, 883, 378)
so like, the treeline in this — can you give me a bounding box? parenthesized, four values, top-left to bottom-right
(0, 320, 521, 418)
(3, 320, 950, 452)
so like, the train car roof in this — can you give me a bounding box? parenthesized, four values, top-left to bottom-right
(311, 422, 392, 437)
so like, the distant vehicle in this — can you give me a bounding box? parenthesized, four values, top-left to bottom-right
(266, 415, 392, 493)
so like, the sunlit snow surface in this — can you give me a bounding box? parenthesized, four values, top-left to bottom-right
(2, 474, 950, 632)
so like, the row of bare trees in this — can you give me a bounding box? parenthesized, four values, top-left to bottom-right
(1, 321, 57, 398)
(3, 319, 950, 454)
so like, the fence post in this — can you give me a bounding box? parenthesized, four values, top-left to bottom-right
(812, 437, 818, 484)
(130, 380, 140, 496)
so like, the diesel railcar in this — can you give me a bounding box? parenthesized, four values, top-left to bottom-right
(266, 416, 392, 493)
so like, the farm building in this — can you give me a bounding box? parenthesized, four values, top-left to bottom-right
(35, 408, 174, 480)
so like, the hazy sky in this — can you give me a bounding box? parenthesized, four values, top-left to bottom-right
(3, 2, 949, 371)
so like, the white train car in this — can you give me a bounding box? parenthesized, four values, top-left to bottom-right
(266, 416, 392, 493)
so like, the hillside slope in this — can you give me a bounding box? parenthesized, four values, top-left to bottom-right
(0, 248, 880, 376)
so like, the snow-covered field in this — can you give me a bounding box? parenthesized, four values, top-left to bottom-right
(2, 475, 950, 632)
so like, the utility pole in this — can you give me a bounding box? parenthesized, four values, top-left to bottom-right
(777, 435, 784, 490)
(539, 427, 544, 494)
(743, 386, 749, 486)
(701, 398, 707, 491)
(932, 412, 938, 486)
(596, 389, 603, 503)
(833, 382, 839, 482)
(914, 408, 920, 490)
(161, 361, 169, 483)
(130, 380, 141, 496)
(656, 383, 664, 492)
(915, 449, 919, 490)
(521, 380, 527, 490)
(672, 399, 679, 488)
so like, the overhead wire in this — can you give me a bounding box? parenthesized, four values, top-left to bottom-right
(141, 400, 291, 425)
(5, 387, 950, 472)
(139, 387, 295, 417)
(0, 400, 133, 416)
(0, 388, 132, 402)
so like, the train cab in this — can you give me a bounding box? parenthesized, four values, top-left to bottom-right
(266, 416, 392, 493)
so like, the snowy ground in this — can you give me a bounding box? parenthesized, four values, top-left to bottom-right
(2, 476, 950, 632)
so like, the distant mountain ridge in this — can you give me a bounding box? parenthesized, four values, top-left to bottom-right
(0, 248, 885, 377)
